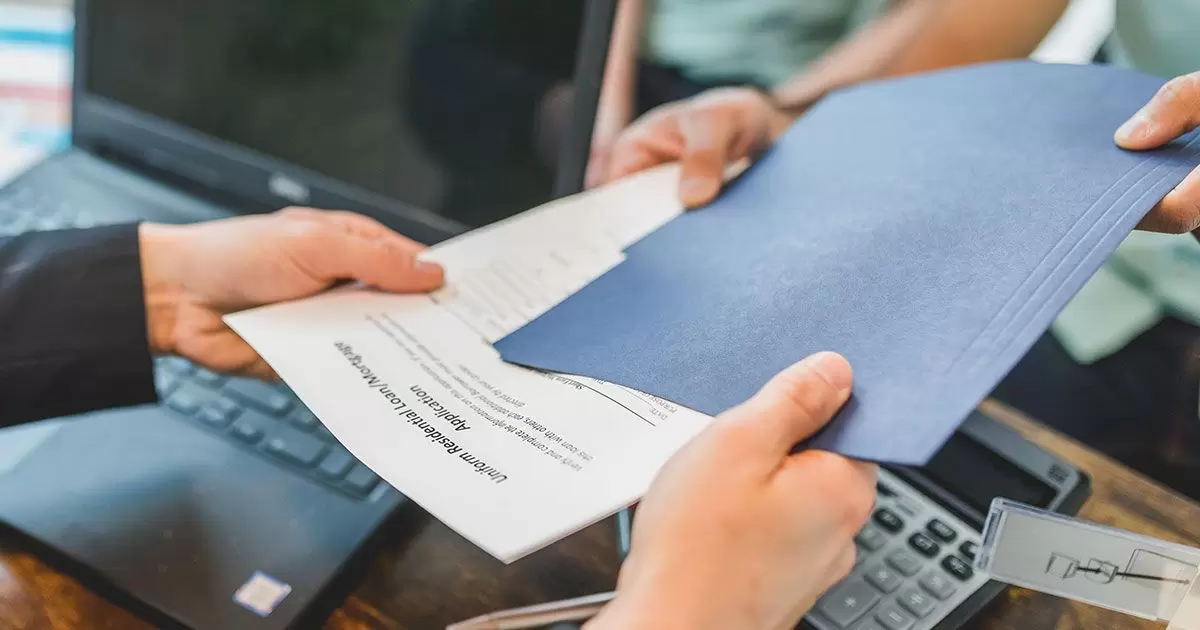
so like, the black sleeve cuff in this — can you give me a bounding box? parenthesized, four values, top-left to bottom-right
(0, 224, 158, 426)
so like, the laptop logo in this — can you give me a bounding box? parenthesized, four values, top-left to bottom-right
(233, 570, 292, 617)
(268, 173, 311, 204)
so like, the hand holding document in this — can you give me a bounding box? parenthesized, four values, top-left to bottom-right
(224, 165, 713, 562)
(228, 61, 1200, 562)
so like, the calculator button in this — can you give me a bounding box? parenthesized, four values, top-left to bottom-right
(892, 498, 921, 517)
(817, 578, 881, 628)
(942, 555, 975, 581)
(908, 532, 940, 558)
(959, 540, 979, 562)
(920, 571, 958, 600)
(856, 525, 889, 551)
(876, 482, 896, 497)
(873, 508, 905, 533)
(865, 565, 905, 594)
(887, 550, 923, 577)
(851, 622, 887, 630)
(926, 519, 957, 543)
(898, 587, 937, 618)
(875, 603, 915, 630)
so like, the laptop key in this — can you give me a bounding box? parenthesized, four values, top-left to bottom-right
(223, 378, 293, 416)
(154, 371, 179, 396)
(158, 357, 193, 375)
(817, 577, 880, 628)
(317, 449, 355, 481)
(230, 421, 264, 445)
(262, 427, 327, 468)
(197, 406, 232, 429)
(342, 464, 380, 497)
(289, 409, 319, 432)
(213, 396, 241, 420)
(166, 389, 201, 416)
(192, 367, 226, 388)
(313, 424, 337, 443)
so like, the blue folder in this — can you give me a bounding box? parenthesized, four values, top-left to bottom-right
(495, 61, 1200, 465)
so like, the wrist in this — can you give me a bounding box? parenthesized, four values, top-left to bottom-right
(138, 222, 187, 356)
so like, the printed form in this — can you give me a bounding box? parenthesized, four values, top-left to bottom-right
(224, 165, 713, 562)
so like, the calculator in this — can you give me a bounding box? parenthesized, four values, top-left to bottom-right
(615, 409, 1091, 630)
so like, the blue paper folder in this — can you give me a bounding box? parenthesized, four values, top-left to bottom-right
(495, 61, 1200, 464)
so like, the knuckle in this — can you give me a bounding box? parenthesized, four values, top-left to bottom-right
(1163, 73, 1200, 104)
(772, 369, 838, 422)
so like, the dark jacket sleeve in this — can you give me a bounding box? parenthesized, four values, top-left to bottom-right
(0, 224, 158, 427)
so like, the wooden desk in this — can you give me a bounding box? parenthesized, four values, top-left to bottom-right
(2, 402, 1198, 630)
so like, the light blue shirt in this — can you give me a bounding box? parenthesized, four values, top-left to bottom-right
(641, 0, 886, 86)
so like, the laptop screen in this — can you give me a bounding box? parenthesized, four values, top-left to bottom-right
(84, 0, 593, 228)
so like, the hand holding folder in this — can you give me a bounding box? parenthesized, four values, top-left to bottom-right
(496, 61, 1200, 466)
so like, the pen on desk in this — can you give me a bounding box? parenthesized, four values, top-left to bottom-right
(446, 591, 615, 630)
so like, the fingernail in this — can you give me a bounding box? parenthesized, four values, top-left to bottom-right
(680, 178, 718, 207)
(415, 260, 443, 275)
(802, 351, 853, 394)
(1115, 110, 1150, 144)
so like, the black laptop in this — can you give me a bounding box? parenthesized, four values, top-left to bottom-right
(0, 1, 614, 628)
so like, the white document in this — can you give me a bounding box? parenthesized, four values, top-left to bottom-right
(225, 165, 714, 562)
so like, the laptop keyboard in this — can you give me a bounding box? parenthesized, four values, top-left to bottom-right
(155, 358, 381, 500)
(0, 184, 99, 234)
(1, 178, 381, 500)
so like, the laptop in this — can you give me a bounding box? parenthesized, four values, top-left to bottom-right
(0, 0, 615, 628)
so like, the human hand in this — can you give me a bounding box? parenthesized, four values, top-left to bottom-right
(584, 93, 634, 189)
(587, 352, 877, 630)
(1115, 71, 1200, 239)
(601, 87, 794, 208)
(139, 208, 444, 379)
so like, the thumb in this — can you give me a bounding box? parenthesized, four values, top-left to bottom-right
(726, 352, 854, 455)
(308, 232, 445, 293)
(677, 108, 736, 208)
(1115, 73, 1200, 150)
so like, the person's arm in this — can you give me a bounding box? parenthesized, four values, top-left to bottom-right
(0, 225, 158, 426)
(0, 209, 445, 428)
(772, 0, 1069, 113)
(602, 0, 1071, 206)
(586, 0, 646, 187)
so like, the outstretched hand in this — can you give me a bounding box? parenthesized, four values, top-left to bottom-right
(139, 208, 444, 379)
